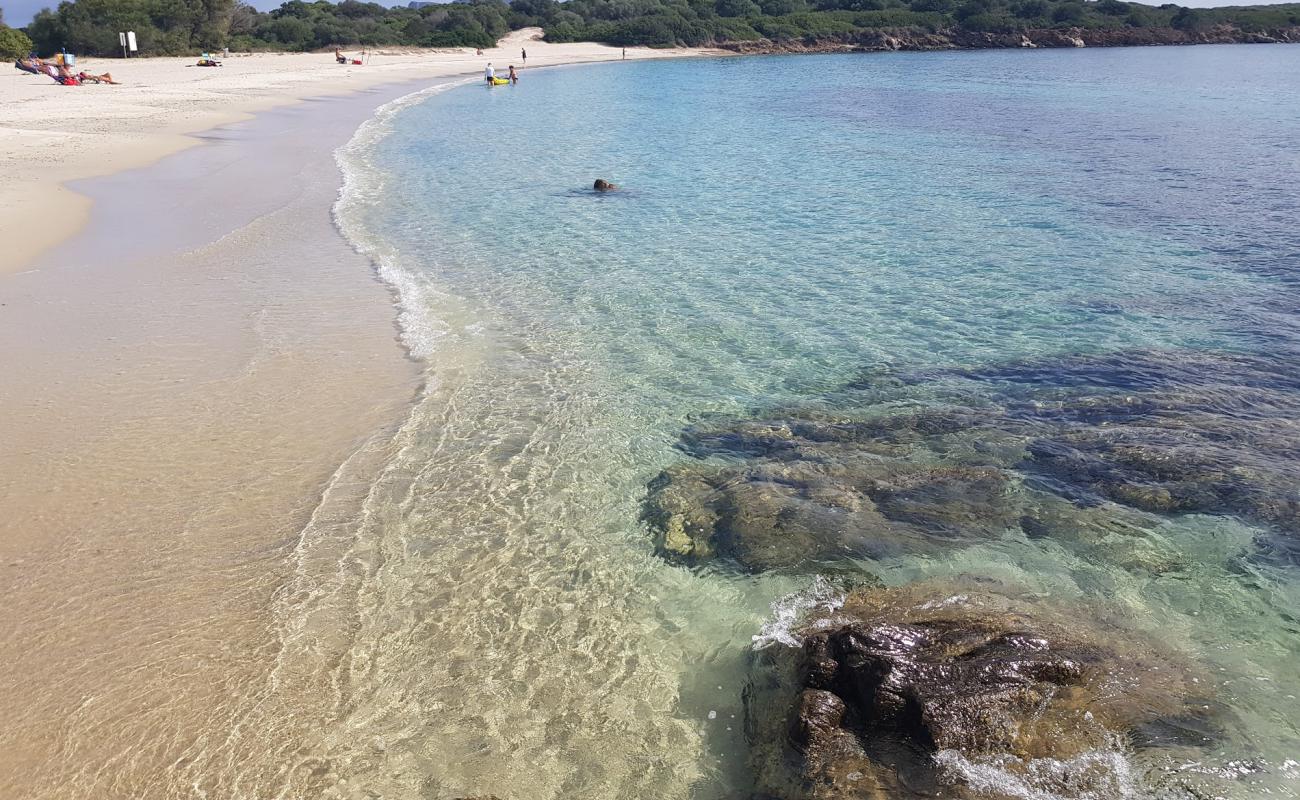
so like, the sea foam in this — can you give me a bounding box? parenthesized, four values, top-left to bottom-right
(332, 77, 477, 360)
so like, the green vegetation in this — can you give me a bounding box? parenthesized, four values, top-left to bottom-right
(17, 0, 1300, 56)
(1, 23, 35, 58)
(531, 0, 1300, 45)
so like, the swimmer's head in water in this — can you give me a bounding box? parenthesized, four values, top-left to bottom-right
(594, 179, 617, 191)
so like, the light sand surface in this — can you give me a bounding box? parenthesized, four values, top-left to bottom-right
(0, 81, 433, 799)
(0, 33, 721, 798)
(0, 29, 716, 273)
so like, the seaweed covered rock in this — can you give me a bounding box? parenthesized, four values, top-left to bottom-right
(980, 350, 1300, 557)
(644, 462, 928, 572)
(747, 581, 1216, 799)
(644, 406, 1169, 572)
(644, 456, 1033, 572)
(651, 347, 1300, 571)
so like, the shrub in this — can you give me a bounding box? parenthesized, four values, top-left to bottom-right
(0, 25, 34, 58)
(1051, 1, 1084, 22)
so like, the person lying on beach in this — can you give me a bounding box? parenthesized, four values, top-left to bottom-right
(37, 62, 81, 85)
(14, 57, 43, 75)
(196, 57, 222, 67)
(77, 70, 119, 84)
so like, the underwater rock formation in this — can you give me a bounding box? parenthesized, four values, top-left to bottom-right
(646, 348, 1300, 570)
(644, 457, 1031, 573)
(746, 582, 1216, 799)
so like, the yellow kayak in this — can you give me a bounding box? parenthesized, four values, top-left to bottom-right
(489, 77, 510, 86)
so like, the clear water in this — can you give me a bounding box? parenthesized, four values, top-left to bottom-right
(316, 47, 1300, 799)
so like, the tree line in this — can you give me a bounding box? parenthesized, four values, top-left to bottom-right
(11, 0, 1300, 57)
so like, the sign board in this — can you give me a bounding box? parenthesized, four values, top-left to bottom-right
(119, 32, 126, 47)
(127, 31, 138, 52)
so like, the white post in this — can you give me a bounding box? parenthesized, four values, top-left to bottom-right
(120, 31, 127, 59)
(126, 31, 138, 56)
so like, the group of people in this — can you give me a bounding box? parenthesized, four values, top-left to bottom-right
(482, 47, 529, 85)
(14, 55, 118, 85)
(484, 62, 519, 85)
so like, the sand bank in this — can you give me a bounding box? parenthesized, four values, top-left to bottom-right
(0, 29, 716, 274)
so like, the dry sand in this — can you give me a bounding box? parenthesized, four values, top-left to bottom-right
(0, 32, 720, 798)
(0, 29, 714, 273)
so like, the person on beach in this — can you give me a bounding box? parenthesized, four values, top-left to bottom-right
(335, 47, 347, 64)
(521, 48, 527, 64)
(508, 65, 518, 84)
(485, 63, 495, 85)
(15, 56, 43, 75)
(77, 70, 119, 84)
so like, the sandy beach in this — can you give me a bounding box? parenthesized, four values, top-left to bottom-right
(0, 32, 716, 799)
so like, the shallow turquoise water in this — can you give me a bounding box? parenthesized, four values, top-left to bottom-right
(327, 47, 1300, 799)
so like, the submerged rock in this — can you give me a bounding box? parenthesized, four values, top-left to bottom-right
(747, 581, 1216, 799)
(644, 454, 1039, 573)
(649, 347, 1300, 571)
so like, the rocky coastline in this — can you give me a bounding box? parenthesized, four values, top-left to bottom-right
(715, 23, 1300, 54)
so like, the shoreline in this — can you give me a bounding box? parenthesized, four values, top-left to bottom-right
(0, 39, 716, 797)
(0, 76, 438, 797)
(0, 29, 721, 275)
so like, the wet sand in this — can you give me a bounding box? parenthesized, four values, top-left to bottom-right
(0, 80, 437, 798)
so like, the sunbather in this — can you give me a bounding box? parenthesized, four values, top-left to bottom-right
(43, 63, 80, 85)
(77, 70, 119, 84)
(14, 57, 42, 75)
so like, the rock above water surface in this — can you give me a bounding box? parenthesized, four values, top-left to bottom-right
(747, 582, 1215, 799)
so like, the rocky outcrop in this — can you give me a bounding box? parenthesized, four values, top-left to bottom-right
(715, 24, 1300, 55)
(645, 348, 1300, 571)
(747, 582, 1217, 799)
(971, 350, 1300, 562)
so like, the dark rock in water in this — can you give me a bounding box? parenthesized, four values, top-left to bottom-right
(1023, 424, 1300, 542)
(679, 408, 988, 461)
(649, 347, 1300, 571)
(748, 581, 1217, 799)
(961, 348, 1300, 396)
(863, 465, 1016, 538)
(644, 456, 1039, 572)
(644, 462, 929, 572)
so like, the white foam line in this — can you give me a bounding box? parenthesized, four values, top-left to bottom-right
(332, 75, 479, 360)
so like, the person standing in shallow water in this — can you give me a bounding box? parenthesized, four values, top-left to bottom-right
(484, 63, 495, 85)
(508, 66, 519, 84)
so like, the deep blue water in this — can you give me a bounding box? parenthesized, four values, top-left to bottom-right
(332, 47, 1300, 799)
